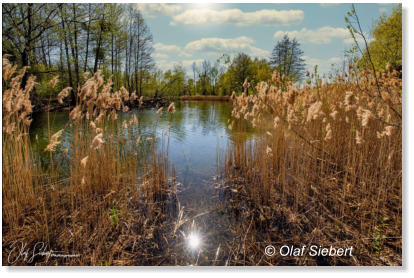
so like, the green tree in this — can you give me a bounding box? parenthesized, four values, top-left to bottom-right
(270, 34, 305, 82)
(228, 53, 253, 94)
(198, 60, 211, 95)
(358, 4, 402, 71)
(249, 58, 272, 87)
(161, 65, 187, 97)
(216, 54, 271, 96)
(2, 3, 59, 89)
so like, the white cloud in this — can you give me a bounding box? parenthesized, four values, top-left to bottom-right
(184, 36, 269, 58)
(154, 43, 191, 58)
(379, 7, 388, 14)
(154, 43, 181, 53)
(180, 59, 205, 68)
(153, 37, 270, 76)
(171, 8, 304, 26)
(153, 52, 169, 60)
(155, 59, 204, 77)
(329, 57, 343, 64)
(134, 3, 182, 17)
(274, 26, 363, 44)
(343, 36, 366, 45)
(303, 56, 343, 74)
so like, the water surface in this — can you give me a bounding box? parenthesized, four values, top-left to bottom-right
(30, 101, 257, 264)
(31, 101, 235, 189)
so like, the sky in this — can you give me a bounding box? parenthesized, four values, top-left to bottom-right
(134, 3, 399, 77)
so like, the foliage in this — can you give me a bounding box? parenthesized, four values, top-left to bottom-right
(2, 3, 275, 100)
(358, 4, 402, 71)
(161, 65, 188, 97)
(216, 54, 272, 96)
(2, 3, 154, 104)
(2, 3, 402, 102)
(270, 34, 306, 82)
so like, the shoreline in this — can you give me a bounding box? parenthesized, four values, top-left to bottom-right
(33, 97, 171, 113)
(179, 95, 230, 101)
(32, 96, 230, 113)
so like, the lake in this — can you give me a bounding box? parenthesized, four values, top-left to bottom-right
(29, 101, 257, 262)
(31, 101, 235, 192)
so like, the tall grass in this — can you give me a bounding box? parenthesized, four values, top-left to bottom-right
(2, 56, 179, 265)
(2, 56, 402, 266)
(222, 65, 402, 265)
(2, 56, 41, 233)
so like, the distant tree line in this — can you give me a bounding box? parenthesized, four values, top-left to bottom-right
(2, 3, 310, 101)
(3, 3, 154, 104)
(5, 3, 401, 101)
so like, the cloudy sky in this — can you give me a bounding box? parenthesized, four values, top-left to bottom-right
(135, 3, 398, 76)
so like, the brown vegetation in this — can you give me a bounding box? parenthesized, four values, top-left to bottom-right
(2, 57, 182, 265)
(222, 66, 402, 265)
(2, 55, 403, 266)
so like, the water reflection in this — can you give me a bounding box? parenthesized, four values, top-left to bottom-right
(30, 101, 252, 188)
(29, 101, 259, 264)
(187, 232, 202, 251)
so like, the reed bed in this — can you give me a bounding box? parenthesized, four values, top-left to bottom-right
(2, 55, 402, 266)
(221, 66, 402, 265)
(1, 56, 188, 265)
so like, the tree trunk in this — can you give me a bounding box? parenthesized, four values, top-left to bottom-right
(60, 6, 74, 104)
(93, 32, 102, 73)
(40, 37, 48, 67)
(21, 3, 33, 89)
(83, 4, 91, 73)
(93, 14, 104, 73)
(125, 40, 129, 91)
(72, 4, 80, 88)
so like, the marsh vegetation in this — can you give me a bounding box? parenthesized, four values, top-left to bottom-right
(2, 55, 402, 266)
(2, 3, 402, 266)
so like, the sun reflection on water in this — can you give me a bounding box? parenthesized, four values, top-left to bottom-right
(187, 232, 201, 250)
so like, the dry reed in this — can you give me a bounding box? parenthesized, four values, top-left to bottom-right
(2, 56, 181, 265)
(221, 65, 402, 265)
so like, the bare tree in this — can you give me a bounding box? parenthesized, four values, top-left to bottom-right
(126, 6, 154, 96)
(2, 3, 59, 87)
(270, 34, 306, 82)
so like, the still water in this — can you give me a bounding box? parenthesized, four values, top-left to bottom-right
(30, 101, 256, 263)
(31, 101, 234, 188)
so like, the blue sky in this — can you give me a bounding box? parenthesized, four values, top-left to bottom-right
(135, 3, 398, 77)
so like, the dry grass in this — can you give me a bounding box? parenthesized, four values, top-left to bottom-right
(1, 56, 402, 266)
(2, 57, 182, 265)
(221, 65, 402, 265)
